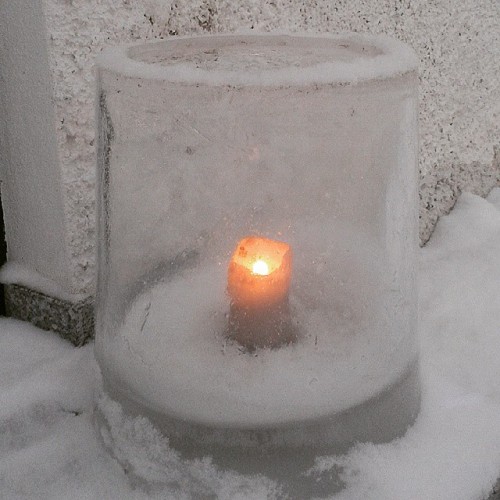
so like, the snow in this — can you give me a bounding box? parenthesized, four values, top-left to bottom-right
(2, 190, 500, 499)
(0, 262, 87, 302)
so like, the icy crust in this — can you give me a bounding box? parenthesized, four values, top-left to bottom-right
(99, 261, 416, 428)
(97, 33, 418, 87)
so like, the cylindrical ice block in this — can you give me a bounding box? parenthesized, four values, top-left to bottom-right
(95, 33, 420, 491)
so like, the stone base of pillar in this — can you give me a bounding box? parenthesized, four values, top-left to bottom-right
(4, 283, 94, 345)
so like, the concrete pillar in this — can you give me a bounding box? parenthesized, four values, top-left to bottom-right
(0, 0, 93, 344)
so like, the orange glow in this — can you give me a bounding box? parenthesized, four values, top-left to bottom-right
(227, 236, 292, 309)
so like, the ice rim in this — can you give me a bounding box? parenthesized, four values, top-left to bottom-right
(96, 32, 418, 87)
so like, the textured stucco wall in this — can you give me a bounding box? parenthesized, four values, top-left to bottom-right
(43, 0, 500, 295)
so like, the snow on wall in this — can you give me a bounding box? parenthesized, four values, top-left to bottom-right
(43, 0, 500, 295)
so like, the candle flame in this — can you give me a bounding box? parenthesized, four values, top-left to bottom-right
(252, 259, 270, 276)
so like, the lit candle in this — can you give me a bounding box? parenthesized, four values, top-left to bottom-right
(227, 236, 297, 350)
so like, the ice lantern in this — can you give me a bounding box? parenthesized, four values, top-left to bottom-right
(95, 34, 420, 486)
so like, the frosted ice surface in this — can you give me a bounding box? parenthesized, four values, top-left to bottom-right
(98, 33, 418, 86)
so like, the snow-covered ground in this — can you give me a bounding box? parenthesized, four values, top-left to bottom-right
(2, 190, 500, 500)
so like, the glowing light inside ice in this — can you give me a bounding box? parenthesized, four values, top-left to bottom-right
(252, 259, 270, 276)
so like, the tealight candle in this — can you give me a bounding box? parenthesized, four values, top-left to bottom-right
(227, 236, 296, 350)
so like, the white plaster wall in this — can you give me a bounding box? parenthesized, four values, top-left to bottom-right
(42, 0, 500, 294)
(0, 0, 74, 296)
